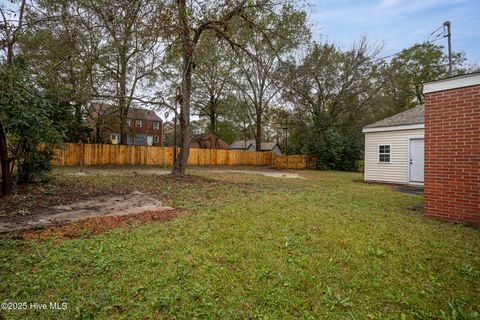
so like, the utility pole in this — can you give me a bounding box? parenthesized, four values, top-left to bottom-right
(443, 21, 453, 77)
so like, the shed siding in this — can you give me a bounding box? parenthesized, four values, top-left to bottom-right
(364, 128, 424, 184)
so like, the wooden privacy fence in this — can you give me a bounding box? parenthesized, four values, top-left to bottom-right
(52, 143, 273, 167)
(274, 154, 304, 169)
(51, 143, 313, 169)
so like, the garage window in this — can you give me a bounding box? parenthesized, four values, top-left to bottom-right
(379, 145, 390, 162)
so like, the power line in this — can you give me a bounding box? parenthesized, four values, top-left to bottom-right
(370, 23, 448, 63)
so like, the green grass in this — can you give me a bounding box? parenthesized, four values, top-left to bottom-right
(1, 169, 479, 319)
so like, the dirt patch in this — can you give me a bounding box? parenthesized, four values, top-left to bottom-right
(67, 168, 171, 176)
(208, 169, 305, 179)
(64, 166, 306, 179)
(0, 191, 174, 233)
(18, 209, 181, 240)
(0, 181, 130, 218)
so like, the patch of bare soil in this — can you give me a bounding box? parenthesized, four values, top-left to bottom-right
(0, 181, 130, 218)
(18, 209, 181, 240)
(65, 166, 306, 179)
(189, 167, 306, 179)
(67, 168, 171, 176)
(0, 191, 174, 233)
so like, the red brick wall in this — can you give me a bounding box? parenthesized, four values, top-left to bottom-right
(128, 119, 163, 146)
(424, 84, 480, 225)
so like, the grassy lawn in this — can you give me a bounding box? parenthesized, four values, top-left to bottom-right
(1, 168, 479, 319)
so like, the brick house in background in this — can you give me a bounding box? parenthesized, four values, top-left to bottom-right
(423, 73, 480, 225)
(88, 103, 163, 146)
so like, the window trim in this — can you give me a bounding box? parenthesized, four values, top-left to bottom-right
(378, 144, 391, 163)
(153, 121, 160, 130)
(127, 119, 131, 127)
(153, 135, 159, 143)
(135, 119, 142, 128)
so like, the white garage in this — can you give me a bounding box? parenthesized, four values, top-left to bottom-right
(362, 105, 425, 185)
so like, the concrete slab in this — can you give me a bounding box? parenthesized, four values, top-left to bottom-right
(394, 186, 424, 195)
(0, 191, 174, 233)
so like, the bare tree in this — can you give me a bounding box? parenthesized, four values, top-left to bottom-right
(192, 35, 232, 134)
(164, 1, 310, 174)
(281, 39, 383, 170)
(282, 39, 383, 130)
(229, 4, 308, 151)
(168, 0, 250, 174)
(80, 0, 164, 145)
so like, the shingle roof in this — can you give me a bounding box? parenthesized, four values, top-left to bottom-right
(259, 142, 279, 151)
(128, 107, 162, 122)
(229, 139, 280, 151)
(90, 103, 162, 122)
(229, 139, 255, 149)
(363, 105, 424, 129)
(191, 133, 230, 149)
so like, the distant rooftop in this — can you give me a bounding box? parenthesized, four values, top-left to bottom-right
(90, 103, 162, 122)
(229, 139, 279, 151)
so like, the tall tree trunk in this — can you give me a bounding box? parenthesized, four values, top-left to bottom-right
(255, 110, 262, 151)
(6, 44, 14, 66)
(173, 57, 193, 175)
(0, 120, 11, 196)
(119, 54, 128, 145)
(173, 0, 193, 175)
(95, 124, 101, 143)
(73, 103, 83, 142)
(209, 96, 216, 133)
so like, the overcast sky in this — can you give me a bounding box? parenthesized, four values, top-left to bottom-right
(308, 0, 480, 64)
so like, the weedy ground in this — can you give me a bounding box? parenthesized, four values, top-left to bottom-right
(0, 167, 479, 319)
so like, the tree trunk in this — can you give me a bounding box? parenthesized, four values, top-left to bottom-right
(119, 109, 128, 145)
(209, 96, 217, 133)
(255, 110, 262, 151)
(414, 83, 424, 105)
(73, 103, 82, 142)
(172, 0, 194, 175)
(172, 59, 193, 175)
(119, 54, 128, 145)
(0, 120, 12, 196)
(6, 43, 14, 66)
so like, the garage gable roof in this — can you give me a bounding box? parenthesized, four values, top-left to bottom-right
(363, 105, 424, 129)
(229, 139, 280, 151)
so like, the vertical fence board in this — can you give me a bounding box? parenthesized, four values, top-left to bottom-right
(51, 143, 309, 169)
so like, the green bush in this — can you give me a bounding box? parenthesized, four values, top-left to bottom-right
(309, 128, 362, 172)
(1, 61, 63, 186)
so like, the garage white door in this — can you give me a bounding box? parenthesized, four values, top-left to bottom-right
(409, 139, 424, 182)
